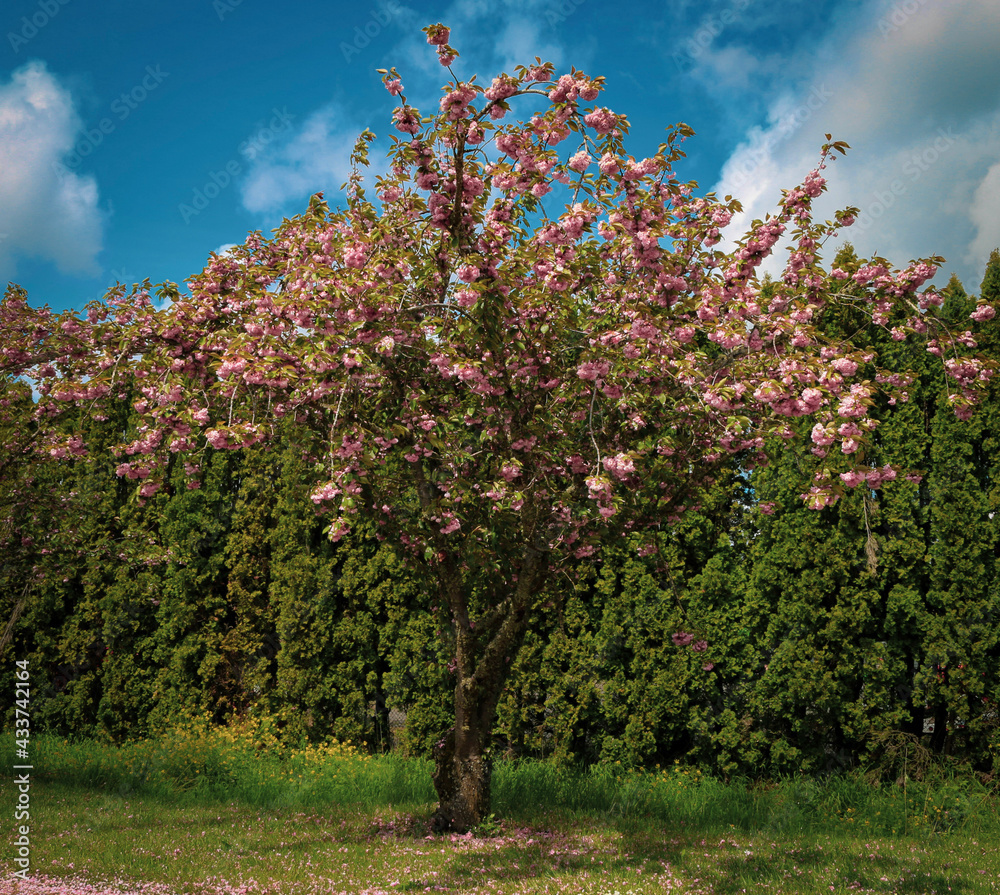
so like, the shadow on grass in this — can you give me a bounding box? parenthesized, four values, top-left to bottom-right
(34, 778, 990, 895)
(356, 808, 985, 895)
(362, 813, 691, 892)
(692, 839, 975, 895)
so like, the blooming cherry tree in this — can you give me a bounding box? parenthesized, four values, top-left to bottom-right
(2, 24, 995, 830)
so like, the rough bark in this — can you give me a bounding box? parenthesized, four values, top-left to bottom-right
(430, 537, 548, 831)
(431, 721, 493, 832)
(429, 629, 517, 831)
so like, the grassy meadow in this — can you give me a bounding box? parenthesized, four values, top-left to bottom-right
(3, 722, 1000, 894)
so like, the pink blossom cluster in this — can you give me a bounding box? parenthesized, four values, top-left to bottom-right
(343, 245, 367, 268)
(425, 23, 449, 45)
(440, 83, 476, 120)
(781, 168, 826, 221)
(597, 153, 619, 176)
(577, 360, 610, 382)
(547, 73, 600, 104)
(46, 435, 87, 459)
(500, 461, 521, 481)
(602, 452, 635, 481)
(837, 383, 874, 418)
(852, 264, 890, 286)
(424, 23, 454, 65)
(310, 481, 341, 503)
(830, 357, 858, 376)
(584, 475, 616, 519)
(801, 486, 840, 509)
(735, 220, 786, 268)
(583, 107, 617, 135)
(115, 462, 152, 480)
(840, 465, 898, 489)
(206, 429, 229, 449)
(392, 107, 420, 134)
(945, 356, 991, 387)
(485, 74, 519, 103)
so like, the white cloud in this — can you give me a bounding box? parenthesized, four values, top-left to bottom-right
(968, 159, 1000, 272)
(239, 103, 365, 215)
(710, 0, 1000, 291)
(412, 0, 579, 76)
(0, 61, 104, 283)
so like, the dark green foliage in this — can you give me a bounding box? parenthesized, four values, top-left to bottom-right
(5, 253, 1000, 780)
(747, 453, 888, 774)
(739, 247, 1000, 775)
(3, 395, 134, 739)
(494, 571, 605, 765)
(982, 249, 1000, 305)
(220, 445, 280, 718)
(264, 442, 415, 748)
(683, 551, 765, 776)
(596, 547, 695, 768)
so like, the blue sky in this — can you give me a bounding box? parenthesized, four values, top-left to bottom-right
(3, 0, 999, 314)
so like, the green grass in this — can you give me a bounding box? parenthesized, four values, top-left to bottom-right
(29, 723, 436, 809)
(6, 731, 1000, 894)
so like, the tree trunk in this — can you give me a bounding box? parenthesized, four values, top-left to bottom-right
(431, 653, 509, 832)
(431, 722, 492, 832)
(429, 587, 541, 830)
(416, 480, 549, 831)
